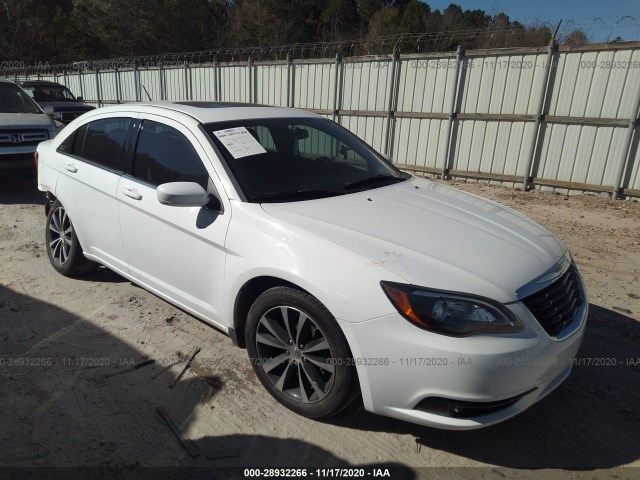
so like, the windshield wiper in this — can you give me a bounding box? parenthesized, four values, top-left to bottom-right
(253, 188, 345, 203)
(343, 175, 403, 191)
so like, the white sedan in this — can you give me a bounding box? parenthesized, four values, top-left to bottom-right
(36, 102, 587, 429)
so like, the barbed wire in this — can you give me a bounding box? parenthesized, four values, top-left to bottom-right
(1, 16, 638, 77)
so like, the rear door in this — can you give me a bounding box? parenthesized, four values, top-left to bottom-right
(117, 114, 231, 325)
(55, 114, 135, 273)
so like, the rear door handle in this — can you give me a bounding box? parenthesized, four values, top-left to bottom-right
(121, 187, 142, 200)
(64, 162, 77, 173)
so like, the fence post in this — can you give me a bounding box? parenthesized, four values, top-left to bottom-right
(289, 57, 296, 108)
(248, 57, 255, 103)
(95, 68, 102, 107)
(216, 62, 222, 101)
(79, 70, 85, 102)
(332, 52, 343, 123)
(212, 63, 218, 101)
(384, 48, 402, 157)
(63, 70, 68, 88)
(183, 61, 190, 100)
(286, 54, 292, 108)
(159, 62, 165, 100)
(441, 45, 464, 179)
(115, 67, 122, 104)
(522, 24, 560, 191)
(134, 62, 141, 102)
(613, 86, 640, 199)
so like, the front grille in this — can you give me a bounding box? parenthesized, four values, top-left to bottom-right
(0, 129, 49, 146)
(522, 263, 584, 338)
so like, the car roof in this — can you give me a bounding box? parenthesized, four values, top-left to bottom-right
(96, 101, 319, 124)
(17, 80, 66, 87)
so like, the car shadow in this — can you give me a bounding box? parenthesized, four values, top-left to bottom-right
(0, 285, 414, 478)
(0, 171, 44, 205)
(327, 303, 640, 470)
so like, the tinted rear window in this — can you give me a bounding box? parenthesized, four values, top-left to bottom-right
(79, 118, 131, 171)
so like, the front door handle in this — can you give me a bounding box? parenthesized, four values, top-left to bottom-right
(121, 187, 142, 200)
(64, 162, 77, 173)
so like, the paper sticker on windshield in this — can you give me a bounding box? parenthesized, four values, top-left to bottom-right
(213, 127, 267, 159)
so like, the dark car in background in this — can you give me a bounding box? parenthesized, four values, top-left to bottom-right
(18, 80, 94, 125)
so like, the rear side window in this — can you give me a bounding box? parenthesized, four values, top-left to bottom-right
(57, 124, 87, 156)
(132, 120, 209, 189)
(79, 118, 131, 171)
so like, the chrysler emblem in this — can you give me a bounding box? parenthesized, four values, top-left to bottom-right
(10, 133, 23, 143)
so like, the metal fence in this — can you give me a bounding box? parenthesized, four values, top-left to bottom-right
(11, 40, 640, 198)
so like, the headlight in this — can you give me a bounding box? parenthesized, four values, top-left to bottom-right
(381, 281, 523, 336)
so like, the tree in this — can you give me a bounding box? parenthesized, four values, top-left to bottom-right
(563, 29, 588, 46)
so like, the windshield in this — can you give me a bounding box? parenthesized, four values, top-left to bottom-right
(23, 84, 77, 102)
(204, 117, 408, 203)
(0, 83, 43, 114)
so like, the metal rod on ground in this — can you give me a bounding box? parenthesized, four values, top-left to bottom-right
(156, 406, 200, 458)
(169, 346, 201, 388)
(103, 358, 155, 379)
(441, 45, 464, 179)
(522, 20, 561, 191)
(613, 87, 640, 200)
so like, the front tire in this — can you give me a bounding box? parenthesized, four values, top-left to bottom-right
(45, 200, 97, 277)
(246, 287, 358, 419)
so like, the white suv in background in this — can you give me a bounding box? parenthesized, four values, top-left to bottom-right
(36, 102, 587, 429)
(0, 79, 59, 170)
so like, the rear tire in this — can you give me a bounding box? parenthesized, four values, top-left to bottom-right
(45, 200, 97, 277)
(246, 286, 358, 419)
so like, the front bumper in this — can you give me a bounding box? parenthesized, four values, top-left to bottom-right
(337, 300, 587, 430)
(0, 146, 37, 170)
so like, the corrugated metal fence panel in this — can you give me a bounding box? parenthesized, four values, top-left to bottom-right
(293, 61, 335, 110)
(164, 67, 187, 101)
(397, 56, 457, 114)
(139, 68, 161, 101)
(220, 64, 249, 102)
(340, 115, 388, 154)
(547, 49, 640, 119)
(63, 73, 83, 98)
(98, 71, 118, 101)
(341, 59, 393, 112)
(460, 54, 546, 115)
(393, 118, 449, 169)
(119, 70, 138, 102)
(191, 65, 215, 101)
(534, 124, 629, 186)
(255, 63, 288, 107)
(452, 120, 536, 176)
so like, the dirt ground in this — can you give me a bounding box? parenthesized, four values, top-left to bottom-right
(0, 173, 639, 479)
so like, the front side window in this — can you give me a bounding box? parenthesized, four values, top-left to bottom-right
(204, 117, 407, 203)
(79, 118, 131, 171)
(132, 120, 209, 189)
(0, 82, 42, 114)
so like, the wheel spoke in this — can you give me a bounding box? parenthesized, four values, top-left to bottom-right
(281, 307, 294, 341)
(295, 313, 308, 344)
(49, 222, 61, 235)
(256, 332, 288, 350)
(301, 338, 330, 354)
(261, 314, 291, 345)
(297, 364, 310, 403)
(262, 352, 290, 373)
(61, 241, 70, 262)
(274, 361, 293, 391)
(303, 355, 335, 374)
(301, 362, 327, 400)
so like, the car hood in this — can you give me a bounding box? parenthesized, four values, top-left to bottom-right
(261, 177, 566, 303)
(0, 112, 53, 128)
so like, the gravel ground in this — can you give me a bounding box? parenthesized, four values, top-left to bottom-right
(0, 173, 638, 479)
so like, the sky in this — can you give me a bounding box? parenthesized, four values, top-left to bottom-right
(425, 0, 640, 42)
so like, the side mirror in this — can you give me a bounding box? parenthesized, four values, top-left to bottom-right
(156, 182, 209, 207)
(293, 127, 309, 140)
(76, 96, 84, 102)
(43, 105, 54, 116)
(382, 154, 393, 164)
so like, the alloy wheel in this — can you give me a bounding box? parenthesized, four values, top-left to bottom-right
(48, 206, 73, 266)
